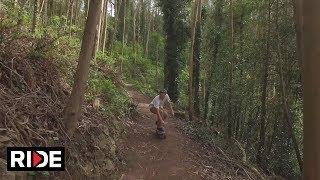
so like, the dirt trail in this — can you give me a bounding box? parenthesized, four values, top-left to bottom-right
(120, 89, 251, 180)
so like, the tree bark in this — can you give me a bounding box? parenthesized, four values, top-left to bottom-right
(275, 2, 303, 173)
(39, 0, 45, 14)
(74, 0, 80, 26)
(47, 0, 53, 24)
(302, 0, 320, 179)
(63, 0, 103, 136)
(31, 0, 38, 33)
(139, 0, 145, 46)
(92, 0, 105, 60)
(86, 0, 90, 16)
(188, 0, 201, 121)
(227, 0, 234, 138)
(102, 0, 109, 53)
(292, 0, 303, 75)
(256, 0, 271, 168)
(278, 42, 303, 174)
(43, 0, 48, 25)
(144, 9, 153, 58)
(65, 0, 71, 29)
(69, 0, 75, 36)
(193, 1, 202, 117)
(132, 0, 139, 44)
(132, 0, 139, 61)
(161, 0, 186, 102)
(118, 0, 126, 42)
(204, 0, 223, 120)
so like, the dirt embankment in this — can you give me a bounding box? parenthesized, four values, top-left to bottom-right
(0, 27, 125, 179)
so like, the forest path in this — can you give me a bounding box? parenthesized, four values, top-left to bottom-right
(120, 88, 249, 180)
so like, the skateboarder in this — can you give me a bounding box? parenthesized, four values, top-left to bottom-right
(149, 90, 174, 133)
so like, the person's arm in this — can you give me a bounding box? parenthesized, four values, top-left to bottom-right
(156, 108, 164, 123)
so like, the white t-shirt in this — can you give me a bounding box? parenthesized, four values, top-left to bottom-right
(150, 94, 171, 108)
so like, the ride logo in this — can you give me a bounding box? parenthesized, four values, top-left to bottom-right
(7, 147, 65, 171)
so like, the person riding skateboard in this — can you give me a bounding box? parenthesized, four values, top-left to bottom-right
(149, 90, 174, 132)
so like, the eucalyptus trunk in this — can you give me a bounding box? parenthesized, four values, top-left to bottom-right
(256, 0, 271, 168)
(302, 0, 320, 179)
(63, 0, 103, 136)
(31, 0, 38, 33)
(188, 0, 201, 121)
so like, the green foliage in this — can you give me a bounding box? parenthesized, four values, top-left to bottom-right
(200, 0, 303, 178)
(148, 32, 165, 62)
(177, 68, 189, 108)
(159, 0, 191, 102)
(27, 26, 131, 118)
(106, 41, 163, 97)
(1, 0, 304, 178)
(87, 70, 131, 116)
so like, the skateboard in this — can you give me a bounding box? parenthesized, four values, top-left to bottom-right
(156, 128, 166, 139)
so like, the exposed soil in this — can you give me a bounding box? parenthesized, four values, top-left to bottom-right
(0, 29, 124, 179)
(119, 89, 260, 180)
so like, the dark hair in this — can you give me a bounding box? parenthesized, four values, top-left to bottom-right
(159, 89, 167, 94)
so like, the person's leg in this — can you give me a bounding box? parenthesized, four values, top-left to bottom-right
(161, 110, 168, 121)
(150, 107, 161, 128)
(158, 109, 167, 129)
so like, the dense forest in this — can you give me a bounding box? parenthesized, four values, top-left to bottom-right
(0, 0, 319, 179)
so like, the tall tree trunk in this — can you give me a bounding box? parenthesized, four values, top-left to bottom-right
(292, 0, 302, 75)
(39, 0, 45, 14)
(122, 0, 127, 48)
(156, 45, 160, 89)
(63, 0, 103, 136)
(256, 0, 271, 168)
(204, 0, 223, 120)
(110, 0, 117, 51)
(47, 0, 53, 24)
(102, 0, 109, 53)
(144, 10, 153, 58)
(139, 0, 145, 46)
(43, 0, 48, 25)
(100, 0, 107, 49)
(65, 0, 71, 29)
(302, 0, 320, 179)
(39, 0, 47, 25)
(193, 1, 202, 117)
(266, 110, 279, 157)
(119, 0, 126, 74)
(31, 0, 38, 33)
(115, 0, 121, 20)
(132, 0, 139, 61)
(86, 0, 90, 16)
(188, 0, 201, 121)
(74, 0, 80, 26)
(132, 0, 138, 44)
(275, 2, 303, 173)
(92, 0, 105, 60)
(227, 0, 234, 138)
(69, 0, 75, 36)
(161, 0, 181, 102)
(118, 0, 126, 42)
(236, 0, 245, 137)
(277, 41, 303, 174)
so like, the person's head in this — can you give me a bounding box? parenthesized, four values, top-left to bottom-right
(159, 89, 167, 100)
